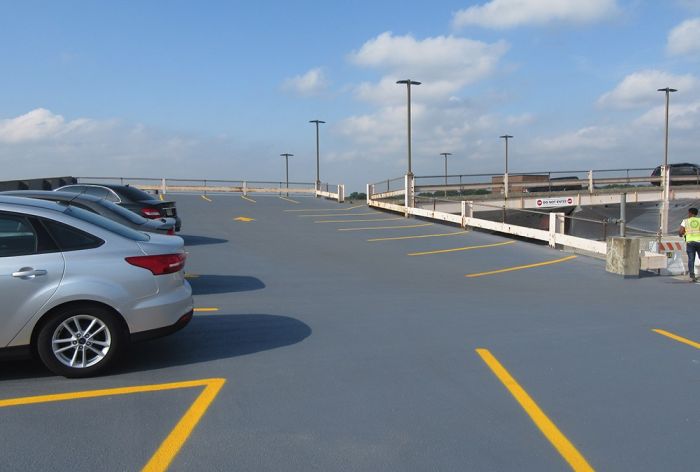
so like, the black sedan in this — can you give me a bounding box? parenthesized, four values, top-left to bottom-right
(55, 183, 182, 231)
(2, 190, 177, 235)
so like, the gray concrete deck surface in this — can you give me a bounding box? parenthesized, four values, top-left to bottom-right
(1, 193, 699, 471)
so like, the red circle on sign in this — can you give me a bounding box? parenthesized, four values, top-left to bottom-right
(567, 198, 573, 204)
(537, 199, 542, 206)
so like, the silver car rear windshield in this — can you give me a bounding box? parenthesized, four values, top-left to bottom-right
(62, 205, 150, 241)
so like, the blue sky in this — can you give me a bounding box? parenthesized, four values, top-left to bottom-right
(1, 0, 699, 190)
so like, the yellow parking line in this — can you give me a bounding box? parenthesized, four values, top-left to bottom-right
(143, 379, 225, 472)
(184, 274, 199, 279)
(315, 217, 404, 223)
(201, 195, 212, 202)
(300, 212, 379, 217)
(652, 329, 700, 349)
(408, 240, 515, 256)
(338, 223, 433, 232)
(194, 307, 219, 312)
(476, 349, 594, 471)
(284, 205, 364, 212)
(279, 196, 300, 204)
(368, 231, 467, 242)
(466, 255, 577, 278)
(0, 378, 226, 472)
(241, 195, 256, 203)
(476, 349, 593, 471)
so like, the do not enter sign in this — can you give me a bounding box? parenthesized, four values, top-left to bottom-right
(536, 197, 574, 208)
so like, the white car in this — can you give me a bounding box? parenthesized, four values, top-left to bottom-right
(0, 196, 193, 377)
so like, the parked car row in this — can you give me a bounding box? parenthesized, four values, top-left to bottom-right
(0, 184, 191, 378)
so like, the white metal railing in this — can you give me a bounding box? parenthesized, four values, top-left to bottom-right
(77, 176, 345, 202)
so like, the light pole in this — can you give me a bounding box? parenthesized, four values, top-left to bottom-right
(499, 134, 513, 198)
(309, 120, 325, 193)
(280, 153, 293, 197)
(396, 80, 421, 176)
(657, 87, 677, 235)
(440, 152, 452, 198)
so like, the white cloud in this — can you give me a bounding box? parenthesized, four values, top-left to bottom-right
(281, 68, 328, 96)
(452, 0, 619, 29)
(667, 18, 700, 57)
(533, 126, 622, 152)
(0, 108, 287, 182)
(597, 70, 698, 109)
(634, 100, 700, 130)
(0, 108, 97, 143)
(349, 32, 508, 104)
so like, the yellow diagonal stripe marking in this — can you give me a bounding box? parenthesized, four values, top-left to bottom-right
(284, 205, 364, 212)
(466, 255, 577, 278)
(0, 378, 226, 472)
(653, 329, 700, 349)
(338, 223, 433, 232)
(143, 379, 226, 472)
(368, 231, 467, 242)
(408, 240, 515, 256)
(241, 195, 256, 203)
(476, 349, 594, 472)
(279, 196, 300, 204)
(315, 217, 403, 223)
(201, 195, 212, 202)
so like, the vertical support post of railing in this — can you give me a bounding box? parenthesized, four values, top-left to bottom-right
(338, 184, 345, 203)
(549, 212, 565, 248)
(404, 173, 414, 210)
(243, 181, 248, 196)
(366, 183, 371, 205)
(588, 170, 594, 193)
(660, 165, 670, 235)
(620, 192, 627, 237)
(161, 178, 166, 195)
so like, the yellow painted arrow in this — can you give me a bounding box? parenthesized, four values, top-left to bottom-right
(234, 216, 255, 222)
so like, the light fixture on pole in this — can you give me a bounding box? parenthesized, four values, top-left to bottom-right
(440, 152, 452, 198)
(396, 80, 421, 176)
(309, 120, 325, 193)
(280, 153, 293, 197)
(657, 87, 677, 235)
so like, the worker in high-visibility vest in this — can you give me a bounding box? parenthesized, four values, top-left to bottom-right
(680, 207, 700, 282)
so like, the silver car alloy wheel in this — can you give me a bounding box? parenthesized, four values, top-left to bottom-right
(51, 314, 112, 368)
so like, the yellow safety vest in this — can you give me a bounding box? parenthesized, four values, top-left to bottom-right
(686, 217, 700, 242)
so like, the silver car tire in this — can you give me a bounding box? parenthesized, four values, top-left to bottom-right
(37, 304, 125, 378)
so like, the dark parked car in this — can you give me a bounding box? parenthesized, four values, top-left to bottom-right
(2, 190, 177, 235)
(526, 176, 583, 193)
(651, 163, 700, 186)
(55, 184, 181, 231)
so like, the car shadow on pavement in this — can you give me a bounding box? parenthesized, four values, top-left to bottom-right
(181, 234, 229, 246)
(189, 275, 265, 295)
(117, 313, 311, 373)
(0, 314, 310, 380)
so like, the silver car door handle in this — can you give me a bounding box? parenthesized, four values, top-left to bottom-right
(12, 268, 48, 278)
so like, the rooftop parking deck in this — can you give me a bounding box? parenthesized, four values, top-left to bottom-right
(2, 193, 699, 471)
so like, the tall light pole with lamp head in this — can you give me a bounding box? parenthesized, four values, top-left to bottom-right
(657, 87, 677, 235)
(280, 153, 293, 197)
(396, 79, 421, 175)
(440, 152, 452, 197)
(309, 120, 325, 193)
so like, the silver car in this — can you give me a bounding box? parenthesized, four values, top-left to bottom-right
(0, 196, 193, 377)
